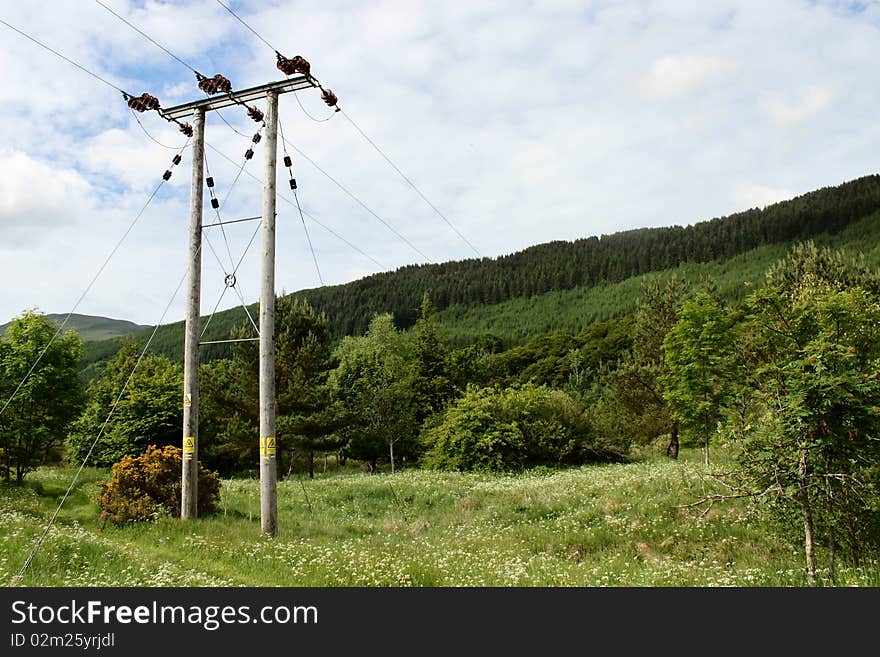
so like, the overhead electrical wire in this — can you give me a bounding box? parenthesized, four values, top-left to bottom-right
(215, 0, 278, 52)
(6, 0, 389, 280)
(93, 0, 431, 263)
(94, 0, 198, 74)
(0, 142, 189, 424)
(130, 108, 186, 150)
(93, 0, 255, 139)
(205, 141, 386, 270)
(210, 0, 480, 258)
(338, 109, 482, 258)
(204, 151, 238, 272)
(201, 139, 264, 336)
(280, 136, 432, 262)
(0, 16, 126, 94)
(292, 86, 336, 123)
(14, 257, 196, 584)
(280, 119, 323, 285)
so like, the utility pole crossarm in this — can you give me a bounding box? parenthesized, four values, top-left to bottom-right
(161, 76, 313, 120)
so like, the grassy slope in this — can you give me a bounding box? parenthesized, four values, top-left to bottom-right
(1, 314, 146, 343)
(2, 446, 876, 587)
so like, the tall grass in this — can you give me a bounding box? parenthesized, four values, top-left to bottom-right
(1, 447, 876, 587)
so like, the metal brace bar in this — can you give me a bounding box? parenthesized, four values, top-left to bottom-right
(202, 215, 261, 228)
(160, 76, 314, 120)
(199, 337, 260, 346)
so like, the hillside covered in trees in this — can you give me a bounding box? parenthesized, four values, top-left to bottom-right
(79, 174, 880, 368)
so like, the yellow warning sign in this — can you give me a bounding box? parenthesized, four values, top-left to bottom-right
(260, 436, 276, 458)
(183, 393, 192, 408)
(183, 436, 195, 459)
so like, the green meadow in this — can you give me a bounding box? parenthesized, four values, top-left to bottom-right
(2, 446, 876, 587)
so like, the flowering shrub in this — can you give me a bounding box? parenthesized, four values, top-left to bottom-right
(98, 444, 220, 524)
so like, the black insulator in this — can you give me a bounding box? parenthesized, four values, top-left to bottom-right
(247, 106, 264, 123)
(179, 123, 193, 137)
(289, 178, 297, 190)
(211, 198, 219, 209)
(206, 176, 215, 188)
(163, 170, 172, 181)
(321, 88, 338, 107)
(252, 133, 262, 144)
(283, 155, 292, 168)
(172, 154, 182, 165)
(245, 148, 254, 160)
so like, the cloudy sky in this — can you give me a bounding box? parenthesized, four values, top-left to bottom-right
(1, 0, 878, 327)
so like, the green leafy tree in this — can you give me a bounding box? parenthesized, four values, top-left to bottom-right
(731, 274, 880, 584)
(662, 291, 734, 465)
(584, 278, 688, 458)
(0, 311, 84, 481)
(330, 313, 418, 473)
(423, 383, 625, 471)
(412, 293, 454, 422)
(67, 340, 182, 467)
(200, 296, 338, 477)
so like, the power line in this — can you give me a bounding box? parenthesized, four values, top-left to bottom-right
(292, 87, 336, 123)
(339, 109, 482, 257)
(205, 141, 386, 270)
(202, 134, 267, 338)
(94, 0, 198, 74)
(207, 2, 479, 258)
(14, 256, 195, 584)
(213, 110, 251, 138)
(203, 151, 237, 272)
(0, 143, 189, 423)
(93, 1, 415, 266)
(0, 16, 127, 94)
(280, 119, 323, 285)
(293, 189, 323, 286)
(215, 0, 277, 53)
(281, 135, 432, 262)
(94, 0, 259, 139)
(130, 108, 186, 150)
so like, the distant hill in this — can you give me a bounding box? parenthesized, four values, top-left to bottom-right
(79, 173, 880, 366)
(0, 313, 147, 343)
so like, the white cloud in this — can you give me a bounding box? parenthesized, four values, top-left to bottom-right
(640, 54, 734, 100)
(0, 151, 93, 246)
(762, 85, 834, 127)
(734, 182, 796, 211)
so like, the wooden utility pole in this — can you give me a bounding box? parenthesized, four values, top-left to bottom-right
(164, 76, 312, 533)
(181, 107, 205, 519)
(259, 90, 279, 536)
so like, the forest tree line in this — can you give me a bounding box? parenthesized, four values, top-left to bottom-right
(77, 174, 880, 371)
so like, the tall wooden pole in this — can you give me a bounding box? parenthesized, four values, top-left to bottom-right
(259, 91, 278, 536)
(181, 107, 204, 520)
